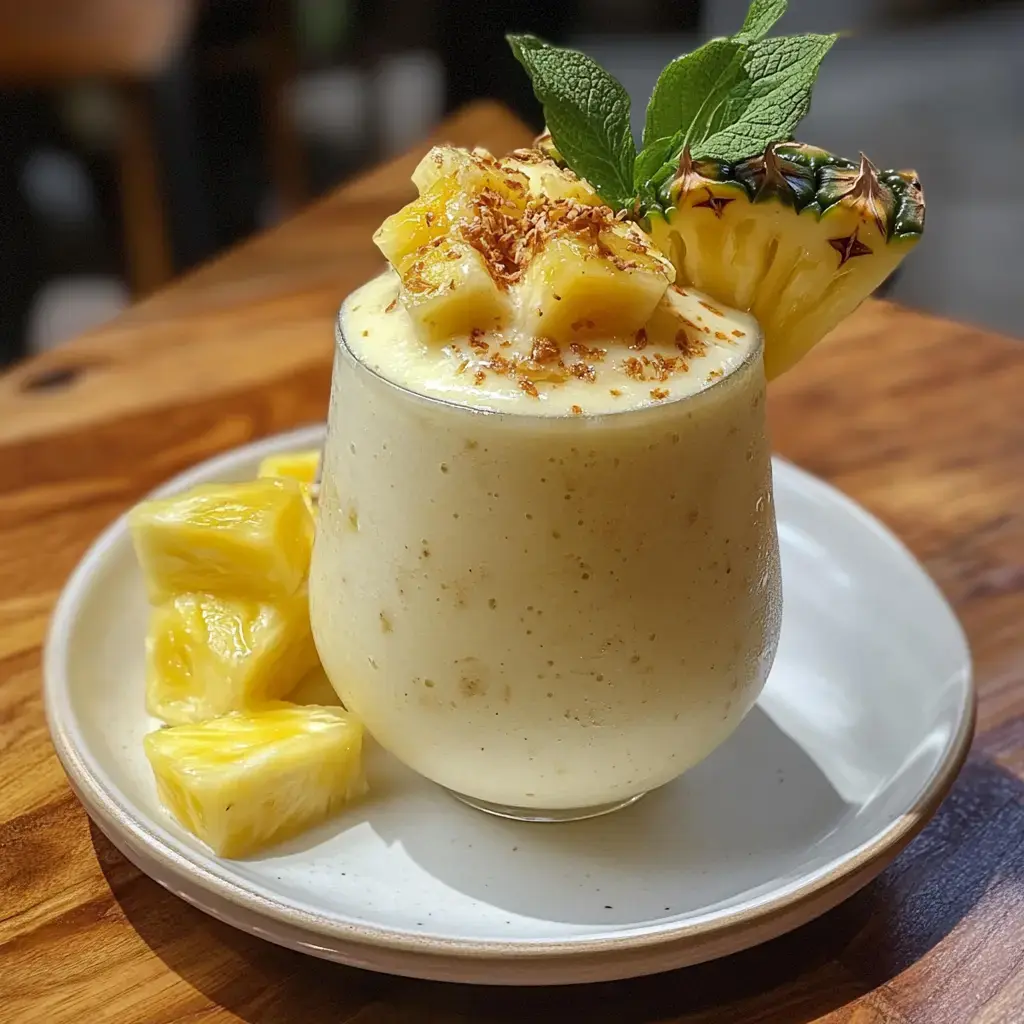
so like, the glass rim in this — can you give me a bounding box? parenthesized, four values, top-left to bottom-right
(334, 294, 764, 423)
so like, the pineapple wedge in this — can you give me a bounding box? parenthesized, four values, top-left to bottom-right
(648, 145, 924, 378)
(146, 591, 319, 725)
(399, 238, 511, 341)
(257, 450, 320, 484)
(144, 704, 365, 857)
(129, 478, 314, 603)
(519, 222, 673, 343)
(287, 665, 342, 707)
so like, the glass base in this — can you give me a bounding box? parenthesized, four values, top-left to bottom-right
(446, 789, 647, 822)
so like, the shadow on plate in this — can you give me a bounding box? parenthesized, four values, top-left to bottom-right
(342, 706, 857, 926)
(93, 754, 1024, 1023)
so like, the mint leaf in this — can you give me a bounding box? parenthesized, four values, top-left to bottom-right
(695, 34, 837, 162)
(507, 34, 636, 209)
(736, 0, 788, 43)
(634, 131, 683, 192)
(641, 24, 835, 171)
(633, 131, 684, 208)
(642, 39, 746, 149)
(507, 1, 838, 213)
(643, 0, 789, 147)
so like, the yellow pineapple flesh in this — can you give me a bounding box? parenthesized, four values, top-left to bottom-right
(146, 591, 319, 725)
(648, 146, 924, 378)
(519, 220, 673, 343)
(499, 150, 603, 207)
(376, 147, 529, 270)
(144, 704, 366, 857)
(373, 177, 457, 266)
(375, 144, 674, 347)
(257, 451, 319, 514)
(398, 238, 511, 339)
(257, 450, 320, 485)
(129, 478, 314, 603)
(410, 145, 530, 205)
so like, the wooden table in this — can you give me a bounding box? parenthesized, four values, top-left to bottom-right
(2, 102, 1022, 1023)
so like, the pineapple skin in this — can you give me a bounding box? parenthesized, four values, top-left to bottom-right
(144, 704, 366, 858)
(129, 479, 314, 603)
(146, 591, 320, 725)
(647, 144, 924, 379)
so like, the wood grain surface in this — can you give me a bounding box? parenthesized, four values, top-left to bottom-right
(1, 102, 1022, 1023)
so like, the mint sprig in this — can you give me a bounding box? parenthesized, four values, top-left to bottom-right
(507, 0, 837, 214)
(640, 0, 788, 148)
(643, 27, 835, 163)
(642, 38, 746, 151)
(736, 0, 788, 43)
(507, 34, 636, 209)
(694, 34, 837, 162)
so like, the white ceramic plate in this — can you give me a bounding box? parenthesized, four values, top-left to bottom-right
(45, 425, 974, 986)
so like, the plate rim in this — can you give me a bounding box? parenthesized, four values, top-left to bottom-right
(43, 424, 976, 967)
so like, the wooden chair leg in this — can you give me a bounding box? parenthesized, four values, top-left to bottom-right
(115, 82, 173, 296)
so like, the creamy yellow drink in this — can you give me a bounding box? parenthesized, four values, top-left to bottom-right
(135, 9, 928, 847)
(309, 146, 782, 818)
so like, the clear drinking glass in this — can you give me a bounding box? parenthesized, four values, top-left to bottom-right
(309, 306, 783, 821)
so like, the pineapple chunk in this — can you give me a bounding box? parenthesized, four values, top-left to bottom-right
(146, 591, 319, 725)
(257, 450, 320, 484)
(129, 479, 313, 603)
(501, 154, 602, 207)
(144, 704, 365, 857)
(412, 145, 476, 194)
(378, 147, 530, 269)
(377, 143, 676, 348)
(374, 177, 455, 266)
(287, 665, 342, 707)
(519, 223, 673, 343)
(411, 145, 529, 203)
(399, 238, 510, 341)
(257, 451, 319, 515)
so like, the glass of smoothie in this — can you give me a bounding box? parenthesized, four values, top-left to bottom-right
(309, 147, 782, 821)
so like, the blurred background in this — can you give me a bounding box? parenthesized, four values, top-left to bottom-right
(1, 0, 1020, 368)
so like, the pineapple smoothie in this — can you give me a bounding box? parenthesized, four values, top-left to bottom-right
(128, 1, 927, 852)
(309, 147, 783, 816)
